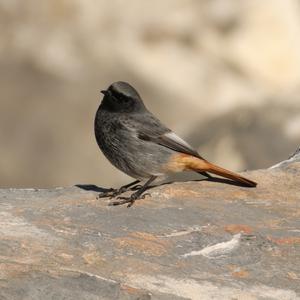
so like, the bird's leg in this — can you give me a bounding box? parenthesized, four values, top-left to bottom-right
(109, 176, 157, 207)
(97, 179, 140, 199)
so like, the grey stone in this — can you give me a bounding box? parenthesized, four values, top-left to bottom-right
(0, 154, 300, 299)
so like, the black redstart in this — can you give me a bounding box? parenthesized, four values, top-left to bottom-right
(94, 81, 257, 206)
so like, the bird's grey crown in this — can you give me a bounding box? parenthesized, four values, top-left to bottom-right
(109, 81, 141, 100)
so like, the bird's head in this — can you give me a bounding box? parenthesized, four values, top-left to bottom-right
(100, 81, 146, 113)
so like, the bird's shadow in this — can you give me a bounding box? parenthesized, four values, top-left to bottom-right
(75, 184, 109, 193)
(198, 176, 256, 187)
(157, 176, 254, 188)
(75, 176, 254, 194)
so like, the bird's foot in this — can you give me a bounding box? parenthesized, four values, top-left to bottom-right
(109, 192, 151, 208)
(97, 180, 141, 199)
(97, 186, 128, 199)
(131, 184, 143, 191)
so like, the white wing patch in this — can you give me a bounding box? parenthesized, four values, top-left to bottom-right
(164, 132, 194, 150)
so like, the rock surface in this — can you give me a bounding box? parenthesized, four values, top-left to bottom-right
(1, 0, 300, 188)
(0, 156, 300, 299)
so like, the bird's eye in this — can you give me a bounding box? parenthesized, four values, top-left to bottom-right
(123, 96, 130, 103)
(118, 94, 130, 103)
(111, 91, 131, 104)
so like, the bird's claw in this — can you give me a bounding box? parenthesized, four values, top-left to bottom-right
(97, 187, 127, 199)
(108, 192, 151, 207)
(97, 188, 115, 199)
(131, 184, 143, 191)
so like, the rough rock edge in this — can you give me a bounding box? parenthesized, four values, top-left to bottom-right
(0, 148, 300, 300)
(270, 146, 300, 169)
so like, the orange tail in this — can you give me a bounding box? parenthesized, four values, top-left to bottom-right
(203, 161, 257, 187)
(184, 156, 257, 187)
(166, 154, 257, 187)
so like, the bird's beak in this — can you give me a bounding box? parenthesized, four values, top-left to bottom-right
(101, 90, 108, 96)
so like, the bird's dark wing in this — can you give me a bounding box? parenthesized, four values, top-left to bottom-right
(134, 112, 204, 159)
(139, 131, 204, 158)
(131, 112, 210, 178)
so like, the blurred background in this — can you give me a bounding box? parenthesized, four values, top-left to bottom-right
(0, 0, 300, 188)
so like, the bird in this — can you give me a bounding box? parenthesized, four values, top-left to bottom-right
(94, 81, 257, 206)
